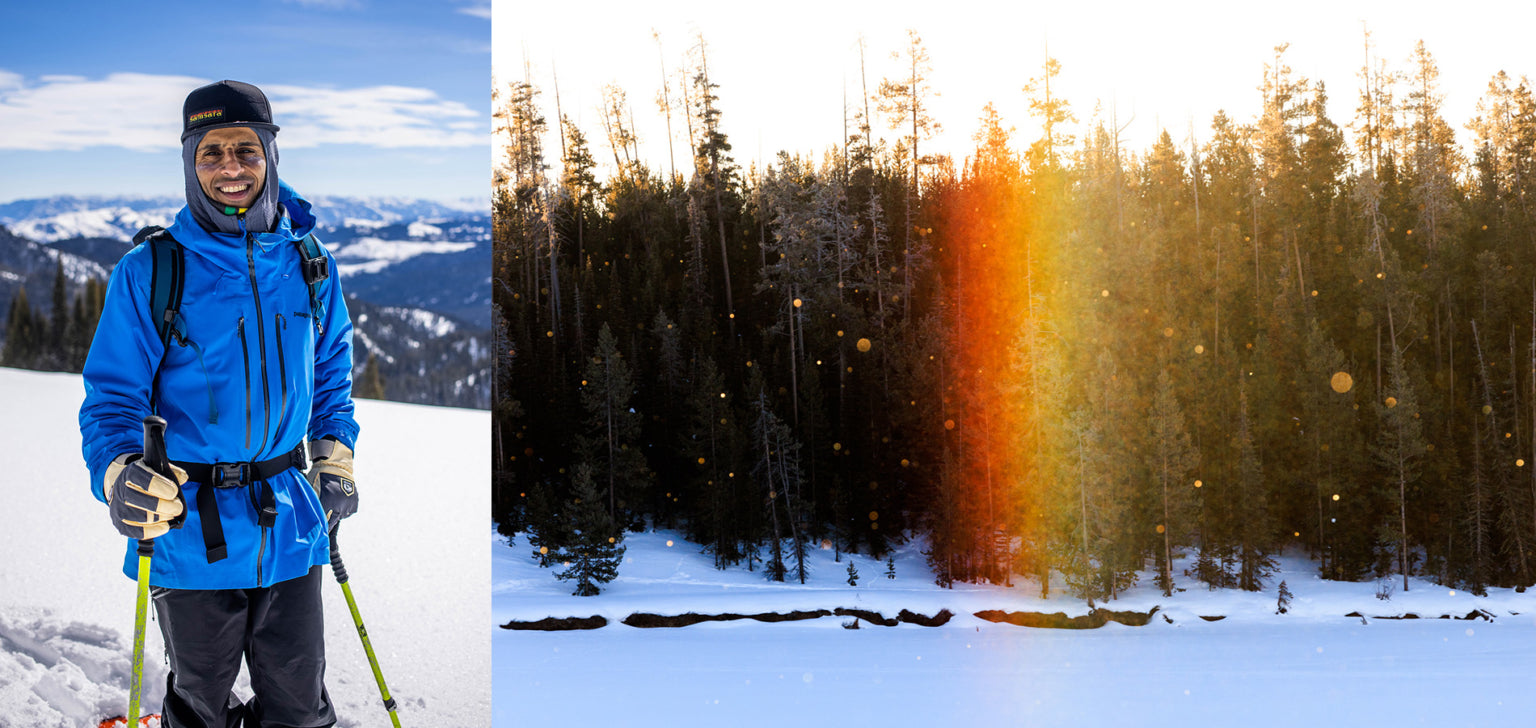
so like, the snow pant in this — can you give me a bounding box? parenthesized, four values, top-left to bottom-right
(152, 565, 336, 728)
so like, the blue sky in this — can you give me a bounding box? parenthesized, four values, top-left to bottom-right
(0, 0, 489, 202)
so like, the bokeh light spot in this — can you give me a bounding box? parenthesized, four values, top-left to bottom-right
(1330, 372, 1353, 393)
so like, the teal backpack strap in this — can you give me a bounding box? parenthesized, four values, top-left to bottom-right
(295, 233, 329, 334)
(133, 225, 186, 349)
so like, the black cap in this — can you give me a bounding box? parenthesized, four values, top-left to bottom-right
(181, 80, 280, 141)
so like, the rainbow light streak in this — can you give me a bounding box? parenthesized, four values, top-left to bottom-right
(933, 164, 1060, 582)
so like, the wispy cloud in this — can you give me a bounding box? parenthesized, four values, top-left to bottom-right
(0, 72, 203, 152)
(268, 84, 483, 148)
(281, 0, 362, 9)
(0, 72, 484, 151)
(458, 2, 491, 19)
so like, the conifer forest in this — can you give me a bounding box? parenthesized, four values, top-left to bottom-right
(493, 33, 1536, 600)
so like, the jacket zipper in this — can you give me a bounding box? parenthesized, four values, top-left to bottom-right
(238, 317, 250, 448)
(246, 232, 272, 458)
(276, 314, 288, 422)
(252, 483, 268, 587)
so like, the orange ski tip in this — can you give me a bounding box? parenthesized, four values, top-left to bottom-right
(97, 714, 160, 727)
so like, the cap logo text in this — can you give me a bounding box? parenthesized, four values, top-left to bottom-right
(188, 108, 224, 124)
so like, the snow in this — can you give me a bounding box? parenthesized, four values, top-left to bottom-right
(406, 221, 443, 239)
(3, 206, 177, 243)
(494, 525, 1536, 727)
(0, 367, 489, 727)
(378, 307, 457, 338)
(329, 237, 477, 276)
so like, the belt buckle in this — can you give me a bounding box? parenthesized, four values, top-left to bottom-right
(213, 462, 249, 488)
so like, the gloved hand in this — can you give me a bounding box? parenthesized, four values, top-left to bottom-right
(307, 437, 357, 530)
(105, 453, 188, 539)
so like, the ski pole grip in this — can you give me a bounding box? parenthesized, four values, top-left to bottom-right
(143, 415, 170, 476)
(329, 525, 349, 584)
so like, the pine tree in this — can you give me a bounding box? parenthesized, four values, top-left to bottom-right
(358, 353, 387, 400)
(1151, 369, 1200, 596)
(885, 554, 896, 579)
(579, 323, 649, 527)
(756, 387, 810, 584)
(1375, 345, 1426, 592)
(846, 559, 859, 586)
(682, 356, 743, 567)
(551, 464, 626, 596)
(1276, 579, 1293, 614)
(1235, 386, 1275, 591)
(525, 480, 570, 568)
(3, 286, 39, 368)
(47, 260, 67, 371)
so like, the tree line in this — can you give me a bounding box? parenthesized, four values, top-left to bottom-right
(3, 261, 105, 373)
(496, 32, 1536, 599)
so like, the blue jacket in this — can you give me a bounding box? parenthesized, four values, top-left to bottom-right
(80, 181, 358, 589)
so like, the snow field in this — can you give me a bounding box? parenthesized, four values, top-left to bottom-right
(494, 523, 1536, 727)
(0, 367, 490, 727)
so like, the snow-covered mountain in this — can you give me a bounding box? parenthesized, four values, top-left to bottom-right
(0, 195, 488, 243)
(0, 195, 491, 407)
(0, 197, 181, 243)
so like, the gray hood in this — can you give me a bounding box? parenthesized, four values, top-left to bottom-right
(182, 127, 281, 236)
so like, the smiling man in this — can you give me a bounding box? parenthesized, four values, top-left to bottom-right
(80, 80, 361, 728)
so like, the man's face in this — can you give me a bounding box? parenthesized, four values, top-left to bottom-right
(194, 127, 266, 209)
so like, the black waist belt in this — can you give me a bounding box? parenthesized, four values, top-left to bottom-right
(175, 443, 308, 564)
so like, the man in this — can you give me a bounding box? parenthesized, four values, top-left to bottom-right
(80, 79, 360, 728)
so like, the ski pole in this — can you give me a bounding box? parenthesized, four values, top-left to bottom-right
(329, 525, 402, 727)
(128, 415, 169, 727)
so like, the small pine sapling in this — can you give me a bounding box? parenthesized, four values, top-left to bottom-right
(886, 555, 896, 580)
(846, 559, 860, 586)
(551, 464, 626, 596)
(1276, 580, 1293, 614)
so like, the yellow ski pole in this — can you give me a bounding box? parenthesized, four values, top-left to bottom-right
(329, 525, 402, 727)
(128, 415, 169, 726)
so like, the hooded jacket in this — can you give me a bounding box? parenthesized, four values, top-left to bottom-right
(80, 180, 358, 590)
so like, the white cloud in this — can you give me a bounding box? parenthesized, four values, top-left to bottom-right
(281, 0, 362, 8)
(458, 3, 491, 19)
(266, 84, 484, 149)
(0, 71, 484, 152)
(0, 72, 203, 152)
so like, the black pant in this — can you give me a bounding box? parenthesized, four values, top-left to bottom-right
(153, 565, 336, 728)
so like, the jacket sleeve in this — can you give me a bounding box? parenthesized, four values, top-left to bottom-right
(80, 250, 163, 503)
(308, 246, 359, 451)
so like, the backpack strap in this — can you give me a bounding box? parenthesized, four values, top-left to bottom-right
(134, 225, 186, 349)
(294, 233, 329, 335)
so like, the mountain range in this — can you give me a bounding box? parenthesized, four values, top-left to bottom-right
(0, 194, 491, 409)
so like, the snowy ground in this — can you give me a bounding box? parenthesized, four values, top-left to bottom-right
(0, 367, 490, 727)
(495, 526, 1536, 727)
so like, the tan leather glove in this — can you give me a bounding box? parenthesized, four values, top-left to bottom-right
(307, 437, 357, 530)
(105, 454, 188, 539)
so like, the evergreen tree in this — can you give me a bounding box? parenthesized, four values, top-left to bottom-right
(1151, 369, 1200, 596)
(3, 286, 39, 369)
(1235, 386, 1276, 591)
(551, 464, 626, 596)
(1375, 346, 1426, 591)
(358, 353, 387, 400)
(579, 323, 649, 527)
(525, 480, 571, 567)
(47, 260, 67, 370)
(752, 386, 808, 583)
